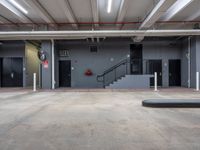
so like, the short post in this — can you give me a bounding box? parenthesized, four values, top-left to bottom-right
(154, 72, 158, 91)
(196, 72, 199, 91)
(33, 73, 36, 92)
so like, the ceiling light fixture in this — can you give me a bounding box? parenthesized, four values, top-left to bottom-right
(107, 0, 112, 13)
(8, 0, 28, 14)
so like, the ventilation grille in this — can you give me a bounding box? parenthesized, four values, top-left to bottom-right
(90, 46, 98, 52)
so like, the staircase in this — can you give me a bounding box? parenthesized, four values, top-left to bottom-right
(97, 59, 152, 89)
(97, 58, 129, 88)
(106, 75, 130, 89)
(105, 75, 152, 89)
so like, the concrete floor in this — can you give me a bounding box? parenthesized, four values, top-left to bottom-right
(0, 89, 200, 150)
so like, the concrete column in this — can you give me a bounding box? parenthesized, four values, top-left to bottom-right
(41, 41, 52, 89)
(51, 39, 55, 89)
(162, 59, 169, 87)
(190, 36, 200, 88)
(196, 36, 200, 89)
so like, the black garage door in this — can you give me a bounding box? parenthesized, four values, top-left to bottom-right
(1, 58, 23, 87)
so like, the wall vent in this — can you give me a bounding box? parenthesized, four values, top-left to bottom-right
(90, 46, 98, 52)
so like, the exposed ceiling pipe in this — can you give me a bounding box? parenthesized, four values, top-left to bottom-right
(0, 30, 200, 40)
(0, 21, 200, 26)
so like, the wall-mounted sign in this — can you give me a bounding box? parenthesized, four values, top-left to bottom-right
(43, 60, 48, 69)
(59, 50, 69, 57)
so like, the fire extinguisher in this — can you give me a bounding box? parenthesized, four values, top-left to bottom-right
(85, 69, 93, 76)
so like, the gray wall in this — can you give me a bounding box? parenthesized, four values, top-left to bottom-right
(55, 39, 184, 88)
(0, 41, 25, 57)
(0, 38, 194, 89)
(178, 36, 200, 88)
(190, 37, 196, 88)
(0, 41, 26, 87)
(55, 39, 130, 88)
(143, 41, 182, 87)
(181, 38, 189, 87)
(0, 38, 192, 89)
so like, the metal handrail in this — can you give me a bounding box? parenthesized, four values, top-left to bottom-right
(97, 58, 129, 87)
(97, 59, 162, 87)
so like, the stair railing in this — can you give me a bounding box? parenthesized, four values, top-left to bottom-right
(97, 58, 129, 87)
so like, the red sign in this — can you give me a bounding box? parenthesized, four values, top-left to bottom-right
(43, 60, 48, 69)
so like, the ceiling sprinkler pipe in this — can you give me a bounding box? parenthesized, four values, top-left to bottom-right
(1, 30, 200, 40)
(0, 21, 200, 26)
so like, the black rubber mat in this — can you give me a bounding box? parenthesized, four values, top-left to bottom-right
(142, 99, 200, 108)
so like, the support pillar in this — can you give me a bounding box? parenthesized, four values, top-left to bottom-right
(190, 36, 200, 88)
(41, 40, 53, 89)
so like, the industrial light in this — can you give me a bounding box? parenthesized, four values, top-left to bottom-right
(107, 0, 112, 13)
(8, 0, 28, 14)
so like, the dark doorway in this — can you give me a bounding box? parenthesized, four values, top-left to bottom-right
(59, 60, 71, 87)
(169, 59, 181, 86)
(148, 60, 162, 86)
(130, 44, 143, 74)
(1, 58, 23, 87)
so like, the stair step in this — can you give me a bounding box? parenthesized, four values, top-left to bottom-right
(105, 75, 130, 89)
(108, 76, 126, 86)
(105, 74, 128, 89)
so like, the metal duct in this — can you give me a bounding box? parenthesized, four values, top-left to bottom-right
(0, 30, 200, 40)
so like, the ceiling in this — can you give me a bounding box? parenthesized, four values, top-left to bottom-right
(0, 0, 200, 31)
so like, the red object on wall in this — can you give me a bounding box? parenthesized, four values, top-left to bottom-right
(43, 60, 49, 68)
(85, 69, 93, 76)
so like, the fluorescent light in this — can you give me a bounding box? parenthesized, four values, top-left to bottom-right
(8, 0, 28, 14)
(107, 0, 112, 13)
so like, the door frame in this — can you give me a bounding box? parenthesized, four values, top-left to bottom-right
(168, 59, 181, 86)
(148, 59, 163, 87)
(59, 60, 71, 87)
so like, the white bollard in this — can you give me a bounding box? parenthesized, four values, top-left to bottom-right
(33, 73, 36, 92)
(196, 72, 199, 91)
(154, 72, 158, 91)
